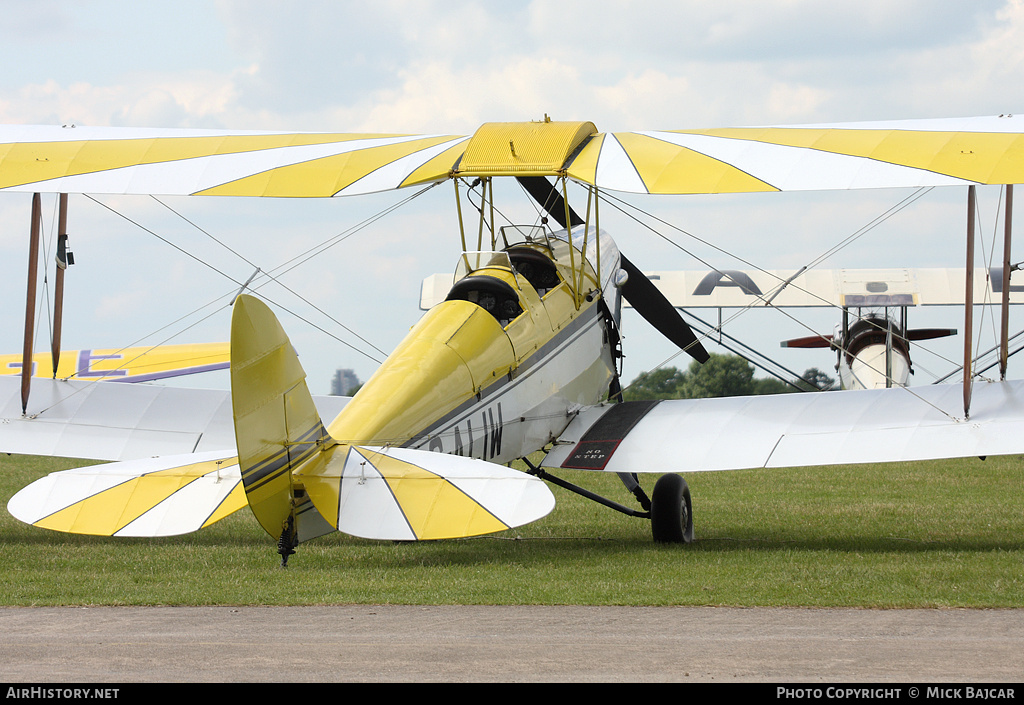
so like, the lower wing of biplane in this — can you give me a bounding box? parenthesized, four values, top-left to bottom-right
(544, 381, 1024, 473)
(0, 342, 231, 383)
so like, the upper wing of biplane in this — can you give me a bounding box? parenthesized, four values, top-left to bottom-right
(640, 267, 1024, 309)
(3, 115, 1024, 198)
(569, 115, 1024, 194)
(0, 125, 470, 197)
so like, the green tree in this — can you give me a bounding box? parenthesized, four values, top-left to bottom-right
(622, 366, 687, 401)
(622, 356, 839, 401)
(796, 367, 836, 391)
(753, 376, 792, 395)
(677, 353, 755, 399)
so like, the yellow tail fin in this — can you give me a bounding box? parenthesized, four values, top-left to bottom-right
(230, 295, 335, 562)
(230, 296, 555, 552)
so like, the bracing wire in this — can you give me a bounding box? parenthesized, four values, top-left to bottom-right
(603, 188, 962, 418)
(80, 184, 445, 372)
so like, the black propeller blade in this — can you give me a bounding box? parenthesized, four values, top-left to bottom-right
(907, 328, 958, 341)
(781, 334, 834, 349)
(618, 255, 710, 364)
(516, 176, 709, 364)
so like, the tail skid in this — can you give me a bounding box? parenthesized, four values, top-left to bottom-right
(230, 295, 336, 564)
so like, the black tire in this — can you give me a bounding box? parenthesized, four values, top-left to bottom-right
(650, 473, 694, 544)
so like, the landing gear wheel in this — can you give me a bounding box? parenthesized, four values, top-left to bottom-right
(650, 473, 694, 544)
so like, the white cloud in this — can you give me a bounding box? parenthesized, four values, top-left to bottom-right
(2, 1, 1024, 389)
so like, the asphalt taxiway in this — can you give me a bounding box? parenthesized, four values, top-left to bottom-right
(1, 605, 1022, 682)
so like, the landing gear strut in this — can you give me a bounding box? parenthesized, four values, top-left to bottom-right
(650, 473, 694, 544)
(524, 459, 694, 544)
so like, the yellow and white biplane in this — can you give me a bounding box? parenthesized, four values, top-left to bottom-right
(5, 115, 1024, 563)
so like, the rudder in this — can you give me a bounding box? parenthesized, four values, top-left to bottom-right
(230, 294, 336, 563)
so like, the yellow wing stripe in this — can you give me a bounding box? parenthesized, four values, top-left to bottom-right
(32, 459, 243, 535)
(671, 127, 1024, 185)
(0, 133, 409, 190)
(615, 132, 779, 194)
(195, 135, 461, 197)
(201, 481, 249, 529)
(563, 132, 604, 186)
(373, 453, 508, 540)
(399, 140, 472, 188)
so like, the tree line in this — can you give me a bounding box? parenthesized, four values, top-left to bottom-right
(621, 353, 835, 401)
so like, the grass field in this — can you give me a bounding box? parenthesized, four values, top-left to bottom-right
(2, 452, 1022, 607)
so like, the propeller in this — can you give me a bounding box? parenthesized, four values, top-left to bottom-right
(907, 328, 957, 341)
(781, 334, 834, 349)
(781, 327, 957, 349)
(517, 176, 709, 364)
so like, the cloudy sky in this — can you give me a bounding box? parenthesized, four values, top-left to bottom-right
(2, 1, 1023, 394)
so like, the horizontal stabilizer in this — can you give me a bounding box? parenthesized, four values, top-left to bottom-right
(298, 445, 555, 541)
(7, 450, 245, 536)
(544, 380, 1024, 473)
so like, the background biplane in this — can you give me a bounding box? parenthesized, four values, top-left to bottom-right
(4, 115, 1024, 562)
(643, 266, 1024, 390)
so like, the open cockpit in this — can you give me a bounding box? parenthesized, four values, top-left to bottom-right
(442, 226, 572, 328)
(445, 275, 523, 328)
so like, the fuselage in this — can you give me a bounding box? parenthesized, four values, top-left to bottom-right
(325, 226, 622, 464)
(836, 314, 912, 389)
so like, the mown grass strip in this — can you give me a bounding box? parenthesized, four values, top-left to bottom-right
(2, 453, 1022, 607)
